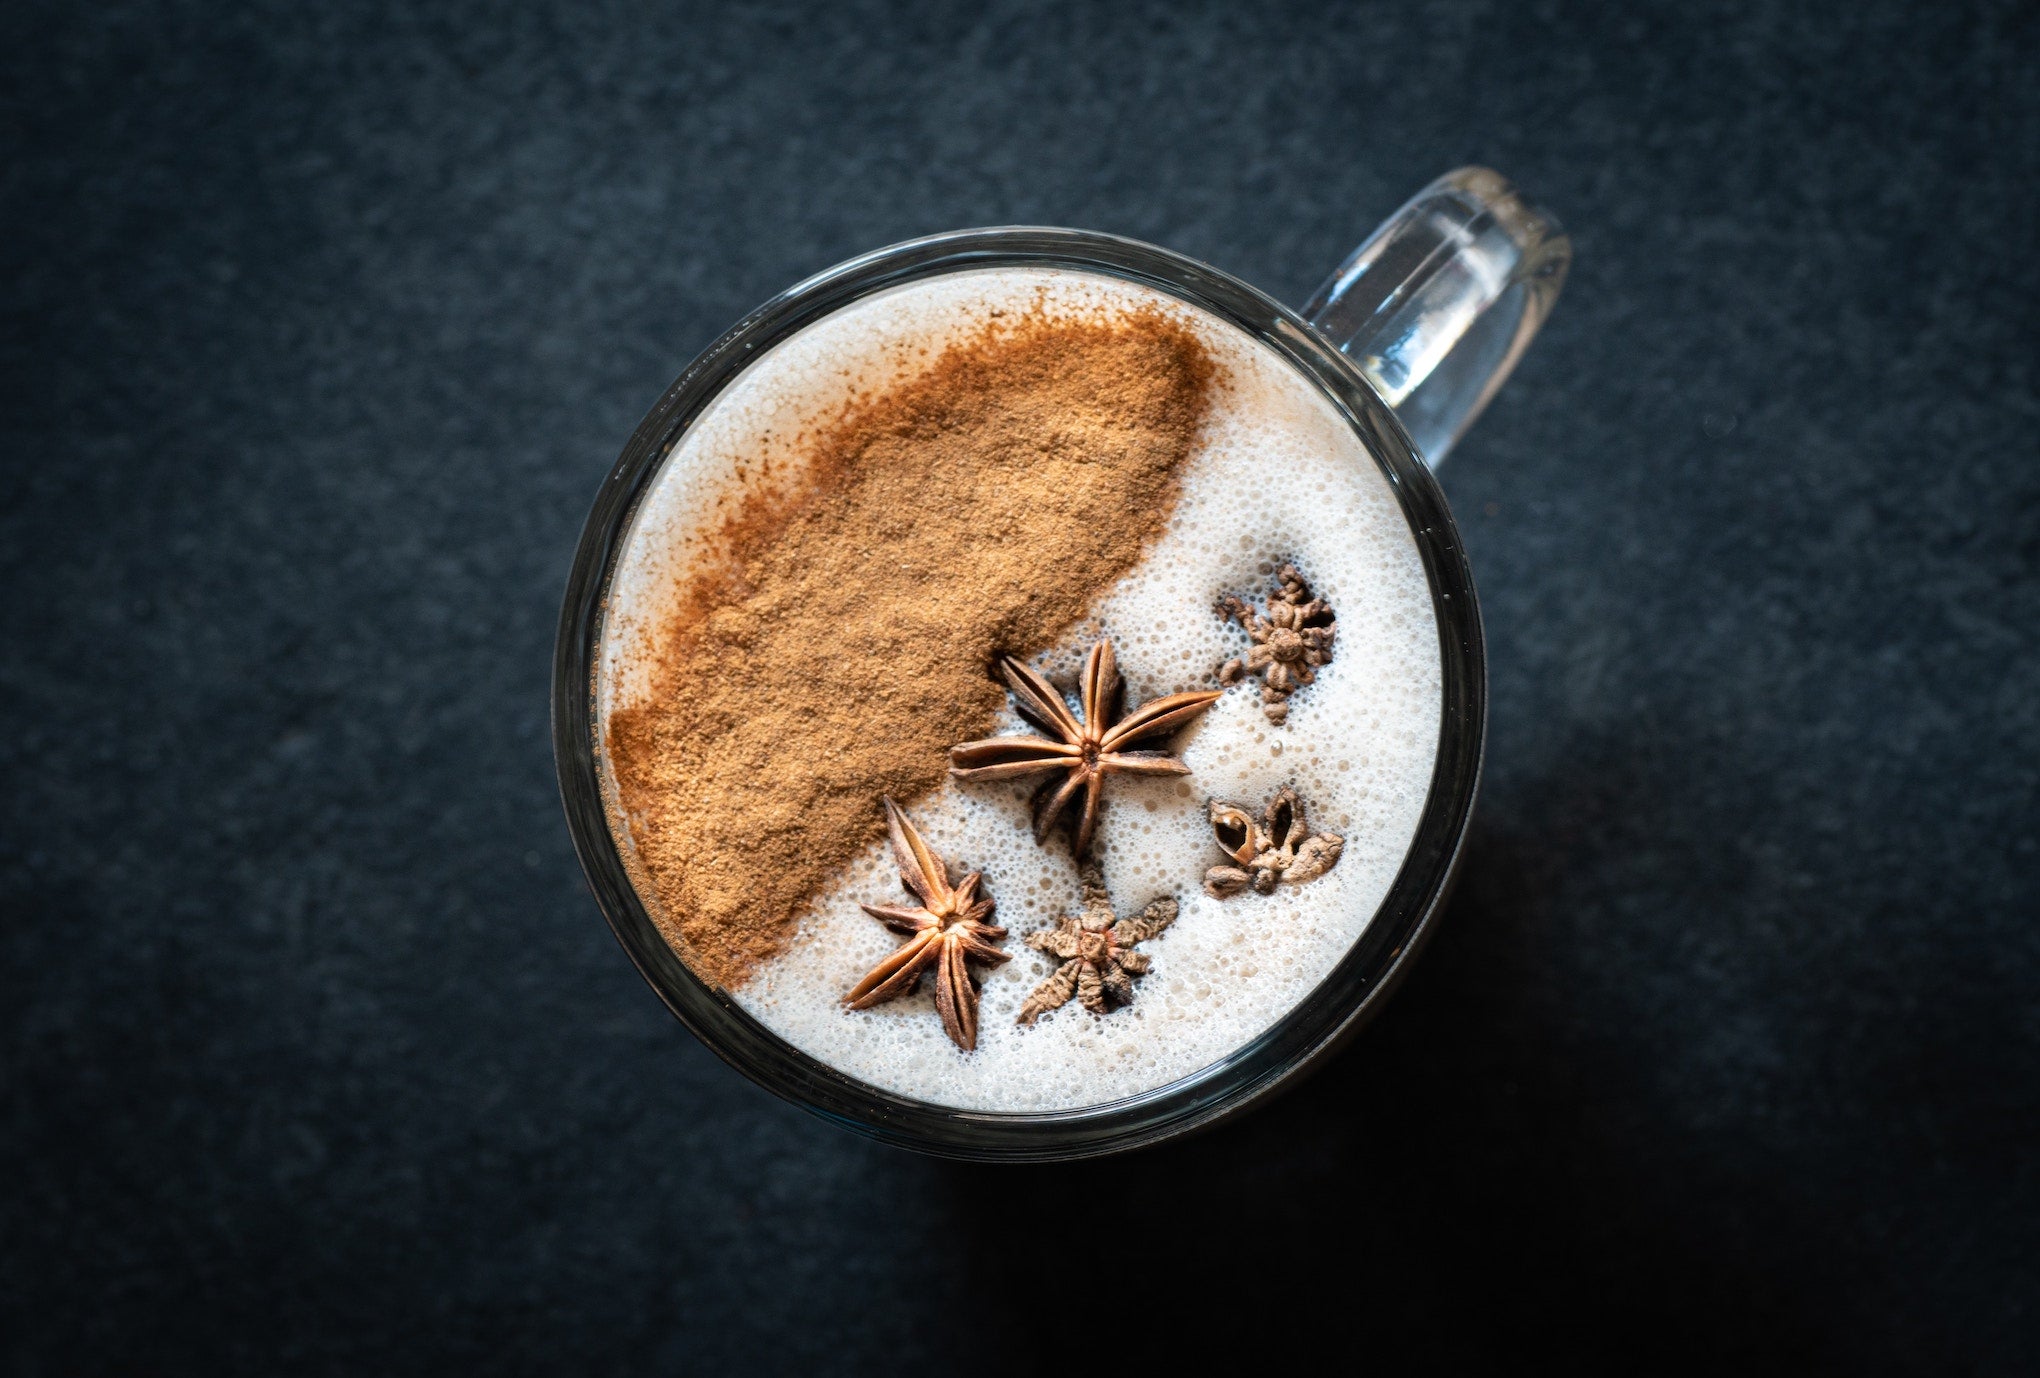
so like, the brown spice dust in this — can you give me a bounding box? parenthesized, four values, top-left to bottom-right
(605, 304, 1216, 989)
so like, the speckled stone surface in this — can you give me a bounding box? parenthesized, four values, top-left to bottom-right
(4, 1, 2036, 1372)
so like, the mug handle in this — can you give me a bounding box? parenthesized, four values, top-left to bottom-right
(1300, 167, 1571, 466)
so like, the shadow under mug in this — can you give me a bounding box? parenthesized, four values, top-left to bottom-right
(554, 168, 1570, 1161)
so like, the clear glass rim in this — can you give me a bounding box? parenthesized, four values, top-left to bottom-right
(551, 227, 1487, 1161)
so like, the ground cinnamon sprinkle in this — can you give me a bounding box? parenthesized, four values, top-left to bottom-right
(605, 305, 1216, 989)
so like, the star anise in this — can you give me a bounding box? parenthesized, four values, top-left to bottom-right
(1203, 786, 1344, 897)
(949, 639, 1222, 857)
(1217, 564, 1336, 724)
(1016, 863, 1177, 1024)
(843, 798, 1010, 1051)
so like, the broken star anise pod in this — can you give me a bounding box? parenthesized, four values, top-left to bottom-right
(1017, 863, 1177, 1024)
(1204, 786, 1345, 898)
(1216, 564, 1336, 725)
(843, 798, 1010, 1051)
(949, 638, 1222, 858)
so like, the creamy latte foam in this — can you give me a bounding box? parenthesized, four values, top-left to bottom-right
(599, 268, 1441, 1112)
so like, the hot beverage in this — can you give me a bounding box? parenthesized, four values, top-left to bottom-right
(595, 267, 1440, 1112)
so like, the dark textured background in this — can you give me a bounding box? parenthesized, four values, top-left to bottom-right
(5, 0, 2037, 1372)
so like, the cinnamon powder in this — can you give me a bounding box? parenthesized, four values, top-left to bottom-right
(605, 305, 1216, 989)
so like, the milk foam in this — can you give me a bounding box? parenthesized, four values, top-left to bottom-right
(599, 268, 1441, 1112)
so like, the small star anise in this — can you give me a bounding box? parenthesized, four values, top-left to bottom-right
(1016, 864, 1177, 1024)
(843, 798, 1010, 1051)
(949, 638, 1222, 857)
(1216, 564, 1336, 724)
(1203, 786, 1345, 897)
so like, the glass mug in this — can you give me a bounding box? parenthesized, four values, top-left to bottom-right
(554, 168, 1569, 1160)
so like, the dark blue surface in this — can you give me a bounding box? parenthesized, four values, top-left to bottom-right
(4, 1, 2036, 1372)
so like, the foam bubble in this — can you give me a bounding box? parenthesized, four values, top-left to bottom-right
(599, 268, 1441, 1112)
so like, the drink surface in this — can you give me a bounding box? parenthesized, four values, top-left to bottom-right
(599, 267, 1441, 1112)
